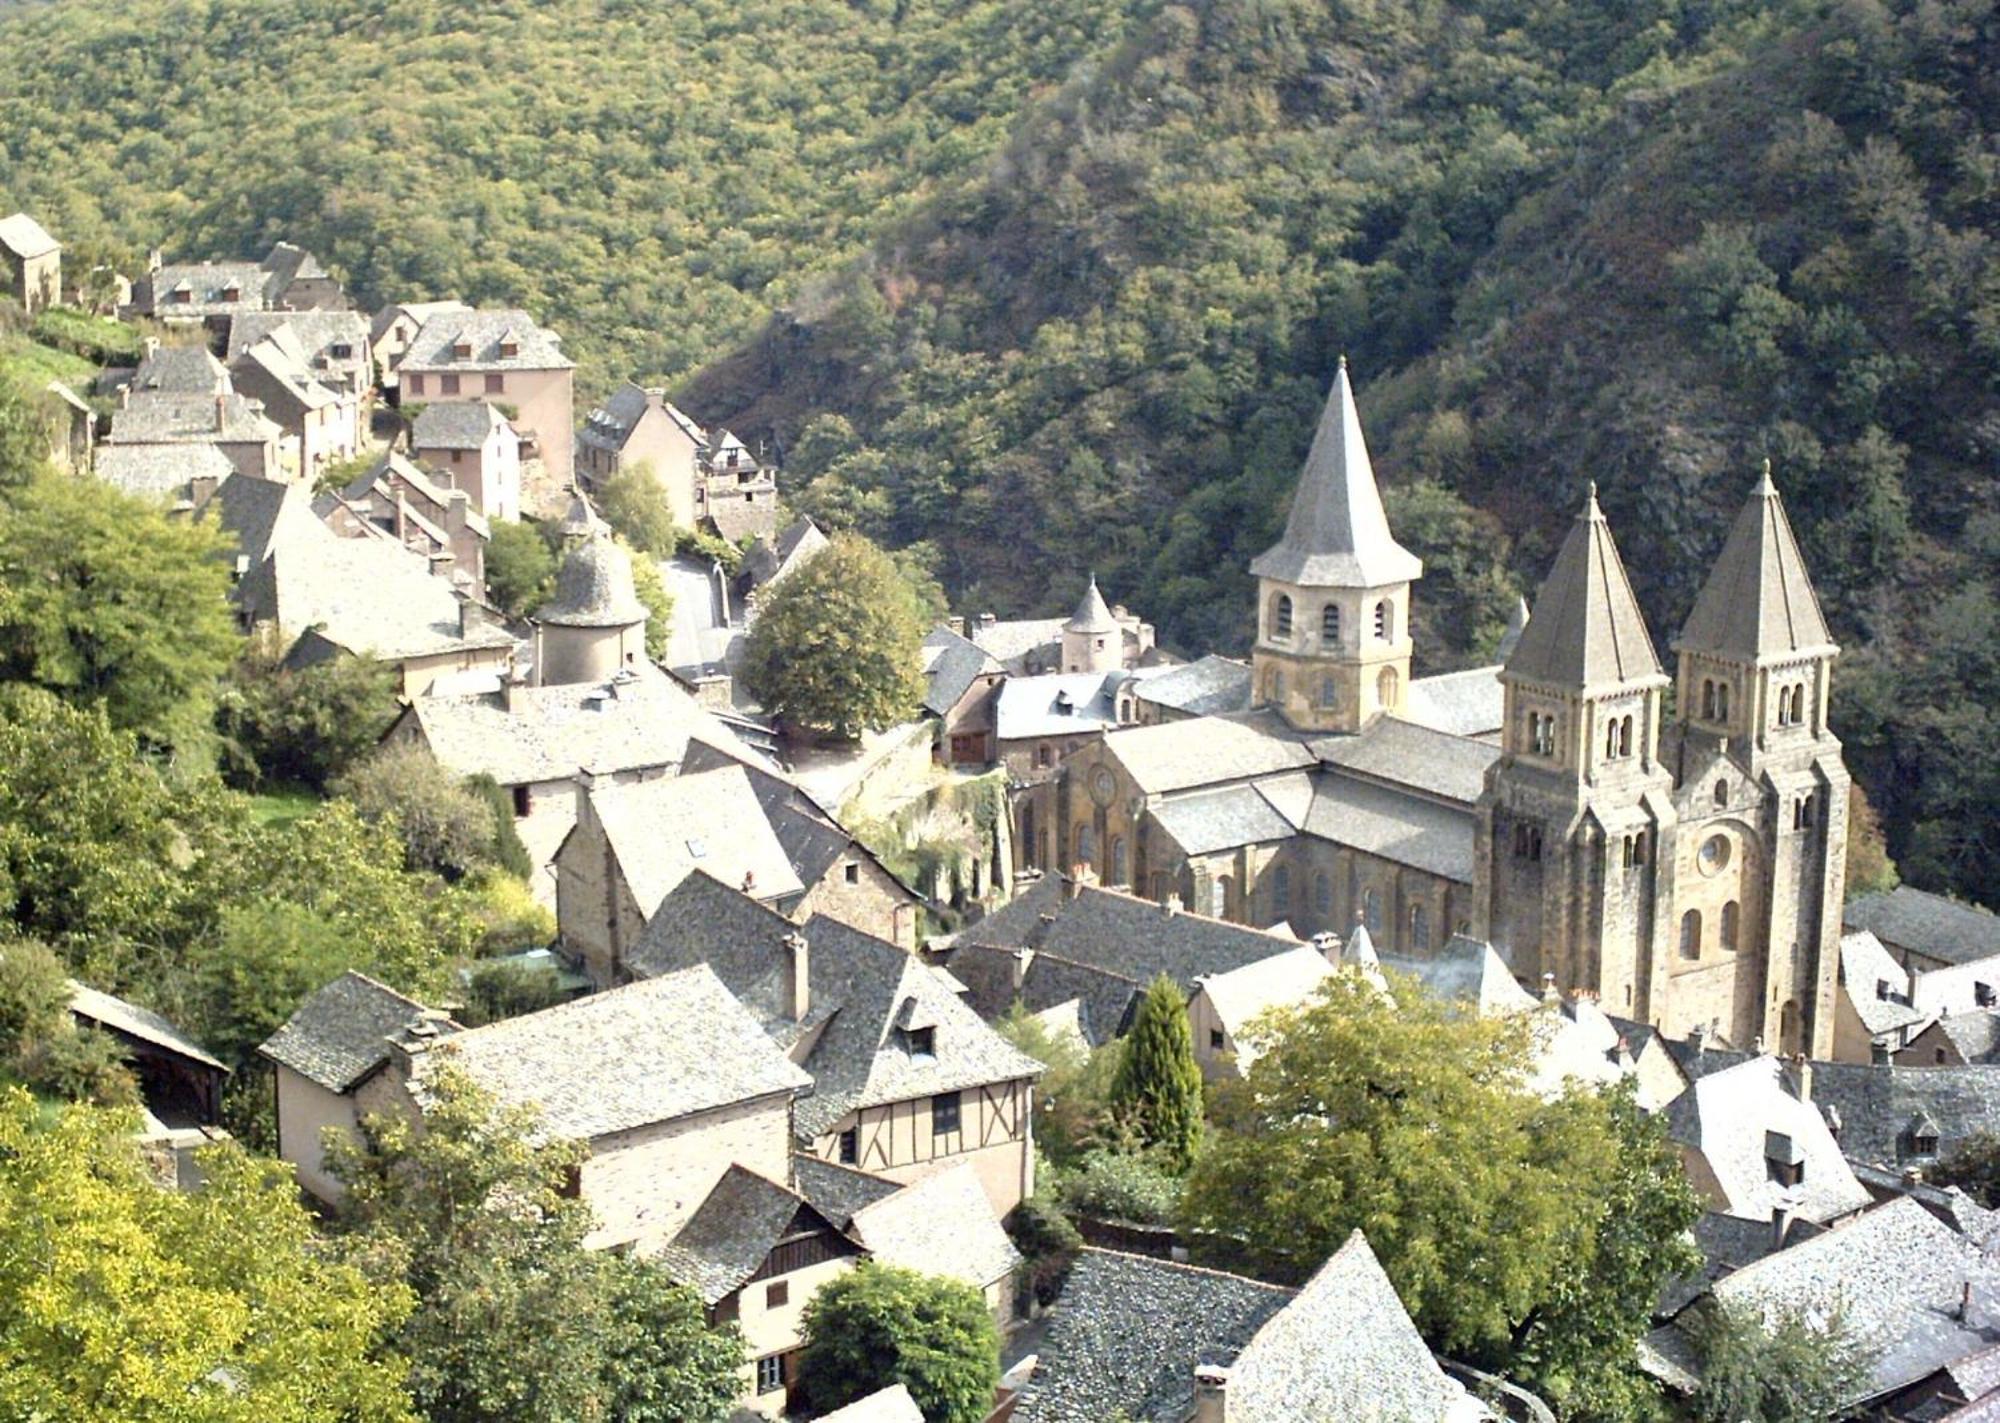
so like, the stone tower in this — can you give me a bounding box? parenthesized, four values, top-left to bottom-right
(1248, 360, 1423, 733)
(1664, 463, 1847, 1056)
(533, 497, 648, 687)
(1474, 484, 1677, 1022)
(1062, 575, 1122, 674)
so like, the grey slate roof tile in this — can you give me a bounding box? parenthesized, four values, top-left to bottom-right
(399, 308, 573, 371)
(1404, 665, 1506, 739)
(792, 1156, 904, 1228)
(814, 1386, 925, 1423)
(1302, 774, 1478, 883)
(1804, 1060, 2000, 1167)
(921, 625, 1002, 717)
(849, 1161, 1021, 1289)
(655, 1164, 848, 1305)
(1504, 486, 1663, 692)
(1149, 783, 1298, 857)
(69, 981, 227, 1072)
(0, 212, 59, 259)
(1311, 715, 1500, 806)
(1663, 1055, 1870, 1224)
(258, 970, 438, 1092)
(1674, 468, 1834, 663)
(1102, 710, 1317, 795)
(94, 441, 235, 500)
(1847, 887, 2000, 968)
(1130, 654, 1253, 718)
(412, 400, 509, 450)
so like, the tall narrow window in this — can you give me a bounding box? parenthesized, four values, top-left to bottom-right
(1605, 720, 1619, 760)
(1377, 667, 1399, 707)
(1717, 683, 1730, 720)
(1619, 716, 1633, 756)
(1714, 780, 1728, 807)
(1272, 864, 1291, 914)
(1410, 903, 1431, 952)
(1721, 900, 1740, 953)
(1680, 909, 1702, 959)
(1374, 600, 1392, 640)
(1315, 874, 1332, 915)
(1212, 875, 1232, 919)
(1110, 836, 1127, 886)
(1076, 824, 1095, 869)
(1020, 804, 1036, 866)
(1363, 888, 1383, 934)
(1702, 680, 1716, 720)
(1320, 674, 1336, 708)
(1321, 603, 1340, 645)
(1272, 594, 1293, 639)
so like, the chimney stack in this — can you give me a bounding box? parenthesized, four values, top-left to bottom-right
(214, 393, 227, 432)
(142, 336, 159, 360)
(947, 614, 965, 637)
(1192, 1365, 1229, 1423)
(1790, 1052, 1812, 1105)
(741, 870, 757, 895)
(1960, 1280, 1974, 1324)
(1311, 930, 1341, 963)
(1011, 946, 1032, 992)
(1541, 972, 1560, 1008)
(783, 932, 810, 1021)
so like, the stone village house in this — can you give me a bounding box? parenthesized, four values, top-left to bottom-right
(395, 308, 576, 487)
(0, 212, 61, 314)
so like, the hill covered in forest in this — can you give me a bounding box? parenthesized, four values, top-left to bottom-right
(2, 0, 1995, 893)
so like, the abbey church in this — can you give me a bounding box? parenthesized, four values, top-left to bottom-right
(1036, 362, 1849, 1057)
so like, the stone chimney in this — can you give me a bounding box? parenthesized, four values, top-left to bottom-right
(1790, 1052, 1813, 1105)
(947, 614, 965, 637)
(214, 393, 227, 432)
(1192, 1364, 1229, 1423)
(1310, 930, 1341, 963)
(741, 870, 757, 895)
(142, 336, 159, 361)
(1010, 946, 1032, 992)
(118, 385, 130, 409)
(783, 932, 810, 1021)
(979, 612, 997, 629)
(147, 247, 162, 274)
(1615, 1035, 1636, 1073)
(457, 596, 482, 639)
(1541, 972, 1560, 1008)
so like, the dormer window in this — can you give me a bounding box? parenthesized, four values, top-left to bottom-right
(1913, 1130, 1940, 1157)
(906, 1026, 936, 1060)
(331, 342, 352, 359)
(1979, 982, 1997, 1009)
(1765, 1131, 1805, 1187)
(453, 337, 474, 359)
(221, 283, 241, 302)
(500, 338, 520, 358)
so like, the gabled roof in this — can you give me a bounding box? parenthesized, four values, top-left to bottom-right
(1065, 574, 1117, 634)
(226, 310, 371, 389)
(1101, 711, 1316, 795)
(1381, 934, 1537, 1017)
(921, 624, 1003, 717)
(1933, 1013, 2000, 1064)
(536, 528, 647, 628)
(849, 1161, 1021, 1289)
(1313, 715, 1499, 805)
(1301, 774, 1478, 883)
(1150, 781, 1300, 857)
(1015, 1248, 1295, 1422)
(1249, 361, 1422, 589)
(1841, 930, 1927, 1038)
(69, 982, 227, 1073)
(1403, 665, 1507, 740)
(94, 441, 235, 500)
(969, 615, 1067, 668)
(1847, 887, 2000, 968)
(994, 669, 1152, 742)
(1195, 945, 1336, 1060)
(792, 1156, 904, 1228)
(109, 391, 279, 446)
(412, 400, 510, 450)
(1131, 654, 1253, 718)
(415, 965, 809, 1141)
(398, 308, 573, 371)
(1503, 484, 1663, 692)
(258, 971, 439, 1092)
(627, 877, 1043, 1139)
(1676, 465, 1835, 664)
(1664, 1055, 1870, 1224)
(0, 212, 59, 259)
(370, 299, 471, 345)
(588, 765, 804, 914)
(814, 1386, 925, 1423)
(1226, 1231, 1486, 1422)
(655, 1165, 852, 1305)
(133, 344, 229, 395)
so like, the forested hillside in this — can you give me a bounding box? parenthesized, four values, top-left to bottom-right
(0, 0, 1138, 388)
(679, 0, 1999, 898)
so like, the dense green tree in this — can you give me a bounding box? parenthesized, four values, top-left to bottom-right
(335, 742, 498, 880)
(795, 1263, 1000, 1423)
(741, 532, 924, 737)
(1686, 1299, 1875, 1423)
(1931, 1132, 2000, 1209)
(0, 1090, 417, 1422)
(466, 773, 535, 881)
(485, 519, 557, 619)
(327, 1066, 742, 1423)
(216, 647, 401, 792)
(0, 376, 45, 486)
(995, 1005, 1126, 1166)
(458, 958, 569, 1028)
(599, 463, 680, 554)
(0, 474, 240, 760)
(1108, 974, 1204, 1171)
(1180, 972, 1616, 1355)
(0, 938, 138, 1106)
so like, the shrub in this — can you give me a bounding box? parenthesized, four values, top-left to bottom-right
(796, 1263, 999, 1423)
(1058, 1150, 1183, 1225)
(1005, 1191, 1082, 1309)
(334, 742, 497, 879)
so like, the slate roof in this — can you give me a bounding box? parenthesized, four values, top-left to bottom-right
(1842, 930, 1927, 1037)
(226, 310, 371, 391)
(655, 1165, 846, 1305)
(921, 625, 1002, 717)
(1675, 466, 1835, 663)
(537, 529, 647, 628)
(1655, 1209, 1831, 1318)
(1066, 574, 1118, 634)
(412, 400, 509, 450)
(1647, 1198, 2000, 1405)
(1102, 711, 1316, 795)
(709, 494, 781, 547)
(1664, 1056, 1871, 1224)
(1195, 945, 1336, 1057)
(1130, 654, 1253, 718)
(578, 382, 696, 453)
(1847, 887, 2000, 968)
(411, 668, 758, 786)
(1380, 935, 1537, 1017)
(109, 391, 279, 445)
(1932, 1013, 2000, 1064)
(1248, 362, 1423, 589)
(814, 1386, 925, 1423)
(1504, 485, 1664, 692)
(1150, 782, 1298, 857)
(1404, 665, 1507, 740)
(133, 344, 230, 394)
(0, 212, 59, 259)
(627, 877, 1043, 1139)
(940, 940, 1146, 1049)
(589, 765, 804, 914)
(398, 308, 573, 371)
(953, 876, 1295, 999)
(1810, 1062, 2000, 1167)
(94, 441, 235, 500)
(147, 260, 270, 317)
(970, 616, 1067, 669)
(1014, 1249, 1295, 1423)
(1226, 1231, 1486, 1422)
(793, 1156, 904, 1228)
(849, 1161, 1021, 1289)
(258, 971, 439, 1092)
(1313, 715, 1500, 805)
(1302, 774, 1478, 883)
(369, 299, 470, 345)
(994, 670, 1146, 741)
(417, 966, 809, 1141)
(236, 331, 341, 412)
(69, 982, 227, 1072)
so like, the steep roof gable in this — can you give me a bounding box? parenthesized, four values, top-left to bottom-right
(1503, 483, 1662, 691)
(1676, 464, 1835, 663)
(1249, 360, 1422, 589)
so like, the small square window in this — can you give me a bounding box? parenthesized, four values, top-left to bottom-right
(511, 785, 532, 817)
(405, 373, 425, 396)
(765, 1281, 789, 1309)
(755, 1355, 784, 1395)
(331, 342, 353, 359)
(908, 1026, 935, 1059)
(440, 373, 461, 396)
(838, 1127, 858, 1164)
(932, 1091, 961, 1136)
(1209, 1028, 1225, 1050)
(844, 863, 860, 885)
(451, 449, 463, 464)
(485, 372, 505, 394)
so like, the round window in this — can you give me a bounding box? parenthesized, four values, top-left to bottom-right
(1698, 834, 1732, 876)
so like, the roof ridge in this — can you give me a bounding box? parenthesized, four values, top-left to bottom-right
(1075, 1244, 1300, 1297)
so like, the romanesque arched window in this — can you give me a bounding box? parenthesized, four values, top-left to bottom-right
(1272, 593, 1294, 639)
(1605, 720, 1620, 760)
(1075, 824, 1096, 869)
(1272, 864, 1291, 915)
(1680, 909, 1702, 959)
(1721, 900, 1740, 953)
(1793, 681, 1807, 726)
(1777, 685, 1794, 727)
(1717, 683, 1731, 720)
(1110, 836, 1128, 886)
(1619, 715, 1633, 757)
(1377, 666, 1399, 708)
(1374, 599, 1392, 641)
(1212, 875, 1232, 919)
(1362, 888, 1384, 935)
(1320, 674, 1337, 708)
(1410, 903, 1431, 952)
(1714, 779, 1728, 807)
(1315, 873, 1332, 915)
(1702, 680, 1716, 720)
(1020, 802, 1036, 868)
(1321, 603, 1341, 645)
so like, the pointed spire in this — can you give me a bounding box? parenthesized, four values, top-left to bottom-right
(1503, 484, 1663, 691)
(1345, 922, 1379, 969)
(1250, 362, 1422, 589)
(1676, 463, 1835, 662)
(1496, 596, 1531, 661)
(557, 484, 602, 544)
(1066, 573, 1117, 634)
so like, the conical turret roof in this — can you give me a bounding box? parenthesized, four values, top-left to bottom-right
(1675, 463, 1835, 663)
(1250, 361, 1423, 589)
(536, 528, 647, 629)
(1066, 574, 1117, 634)
(1504, 485, 1662, 691)
(557, 485, 601, 543)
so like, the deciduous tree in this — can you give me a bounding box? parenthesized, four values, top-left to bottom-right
(1687, 1299, 1875, 1423)
(795, 1262, 1000, 1423)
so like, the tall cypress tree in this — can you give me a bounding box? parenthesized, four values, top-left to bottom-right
(1110, 974, 1205, 1171)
